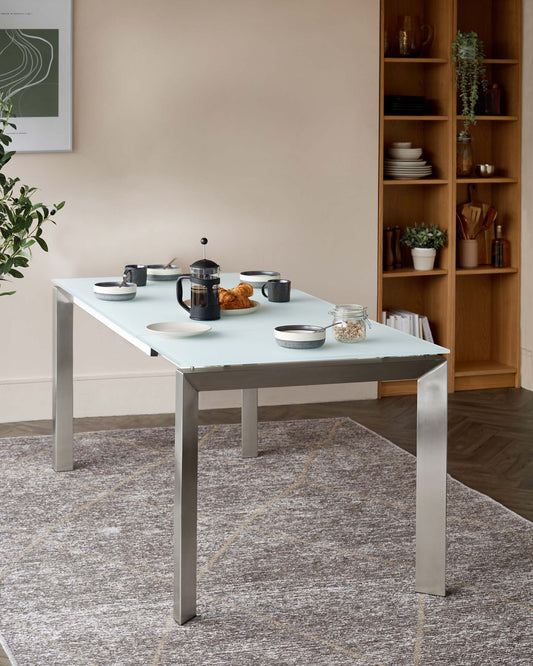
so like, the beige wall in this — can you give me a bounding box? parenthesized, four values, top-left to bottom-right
(0, 0, 380, 422)
(522, 1, 533, 389)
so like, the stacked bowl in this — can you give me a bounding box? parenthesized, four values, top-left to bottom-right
(385, 142, 432, 180)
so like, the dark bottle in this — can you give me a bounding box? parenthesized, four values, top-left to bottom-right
(491, 224, 510, 268)
(384, 227, 394, 270)
(393, 225, 402, 268)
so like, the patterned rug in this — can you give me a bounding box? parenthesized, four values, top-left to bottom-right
(0, 418, 531, 666)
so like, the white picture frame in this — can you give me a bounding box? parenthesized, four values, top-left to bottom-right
(0, 0, 72, 152)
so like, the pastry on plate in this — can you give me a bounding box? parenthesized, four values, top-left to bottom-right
(219, 283, 254, 310)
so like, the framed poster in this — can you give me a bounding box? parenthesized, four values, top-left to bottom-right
(0, 0, 72, 152)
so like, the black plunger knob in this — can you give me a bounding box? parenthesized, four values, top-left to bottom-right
(200, 237, 208, 245)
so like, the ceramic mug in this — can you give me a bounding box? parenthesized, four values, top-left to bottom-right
(124, 264, 147, 287)
(261, 279, 291, 302)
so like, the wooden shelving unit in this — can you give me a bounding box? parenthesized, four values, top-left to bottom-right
(378, 0, 521, 395)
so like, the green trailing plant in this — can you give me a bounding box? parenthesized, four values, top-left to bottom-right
(401, 223, 447, 250)
(0, 94, 64, 296)
(452, 30, 487, 138)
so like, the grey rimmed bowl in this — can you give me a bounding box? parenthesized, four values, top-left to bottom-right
(147, 264, 181, 281)
(239, 270, 280, 288)
(93, 281, 137, 301)
(274, 325, 326, 349)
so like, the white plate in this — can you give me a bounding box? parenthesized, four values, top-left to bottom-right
(385, 159, 427, 166)
(146, 321, 211, 337)
(184, 299, 261, 315)
(221, 299, 260, 316)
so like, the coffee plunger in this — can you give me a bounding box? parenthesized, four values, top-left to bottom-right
(176, 238, 220, 320)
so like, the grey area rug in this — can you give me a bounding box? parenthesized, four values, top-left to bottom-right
(0, 418, 531, 666)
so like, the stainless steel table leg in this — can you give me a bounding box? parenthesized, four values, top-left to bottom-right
(416, 360, 447, 596)
(174, 371, 199, 624)
(53, 287, 74, 472)
(241, 388, 258, 458)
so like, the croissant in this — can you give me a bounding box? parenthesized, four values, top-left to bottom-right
(219, 282, 254, 309)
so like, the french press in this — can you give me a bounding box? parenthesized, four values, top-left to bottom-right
(176, 238, 220, 320)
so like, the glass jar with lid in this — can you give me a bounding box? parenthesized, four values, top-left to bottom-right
(330, 304, 369, 343)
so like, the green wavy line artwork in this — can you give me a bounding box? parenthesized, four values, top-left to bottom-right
(0, 28, 59, 117)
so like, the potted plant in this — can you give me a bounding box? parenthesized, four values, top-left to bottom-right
(401, 223, 447, 271)
(452, 31, 487, 176)
(0, 94, 64, 296)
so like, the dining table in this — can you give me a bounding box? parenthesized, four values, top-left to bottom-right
(52, 273, 449, 624)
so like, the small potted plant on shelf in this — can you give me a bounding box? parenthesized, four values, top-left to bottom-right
(452, 31, 487, 176)
(0, 94, 64, 296)
(401, 223, 447, 271)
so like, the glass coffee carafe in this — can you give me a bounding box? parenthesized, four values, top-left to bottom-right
(176, 238, 220, 320)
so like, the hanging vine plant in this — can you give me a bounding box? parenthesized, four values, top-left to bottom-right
(0, 94, 64, 296)
(452, 31, 487, 138)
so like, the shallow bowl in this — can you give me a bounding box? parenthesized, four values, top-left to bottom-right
(147, 264, 181, 281)
(274, 325, 326, 349)
(239, 270, 281, 288)
(391, 141, 412, 149)
(388, 147, 423, 160)
(94, 281, 137, 301)
(475, 163, 495, 178)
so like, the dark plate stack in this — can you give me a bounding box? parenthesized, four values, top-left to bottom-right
(384, 96, 432, 115)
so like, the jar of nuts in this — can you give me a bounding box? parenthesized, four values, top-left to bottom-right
(330, 304, 368, 343)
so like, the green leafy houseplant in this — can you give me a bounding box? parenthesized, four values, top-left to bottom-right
(452, 30, 487, 138)
(401, 223, 447, 250)
(0, 94, 64, 296)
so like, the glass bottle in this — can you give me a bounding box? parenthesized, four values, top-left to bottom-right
(330, 304, 369, 343)
(456, 135, 473, 176)
(491, 225, 510, 268)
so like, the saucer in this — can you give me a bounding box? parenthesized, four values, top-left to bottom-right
(146, 322, 211, 337)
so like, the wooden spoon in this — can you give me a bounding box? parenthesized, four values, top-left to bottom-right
(163, 257, 177, 269)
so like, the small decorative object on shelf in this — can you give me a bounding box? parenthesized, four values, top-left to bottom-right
(396, 15, 434, 57)
(384, 227, 394, 270)
(393, 226, 402, 268)
(400, 223, 447, 271)
(457, 135, 473, 176)
(483, 83, 502, 115)
(491, 224, 510, 267)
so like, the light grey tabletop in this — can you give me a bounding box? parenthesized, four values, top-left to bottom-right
(53, 274, 449, 370)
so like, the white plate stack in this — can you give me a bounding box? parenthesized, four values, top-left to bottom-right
(385, 142, 433, 180)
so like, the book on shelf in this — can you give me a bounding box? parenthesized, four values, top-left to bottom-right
(382, 309, 434, 343)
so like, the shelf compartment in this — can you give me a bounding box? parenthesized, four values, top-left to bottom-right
(455, 273, 520, 387)
(384, 179, 448, 185)
(383, 268, 447, 278)
(455, 122, 521, 180)
(458, 0, 521, 60)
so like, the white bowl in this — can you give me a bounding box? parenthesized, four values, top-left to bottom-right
(274, 325, 326, 349)
(388, 147, 423, 160)
(391, 141, 412, 149)
(93, 281, 137, 301)
(147, 264, 181, 281)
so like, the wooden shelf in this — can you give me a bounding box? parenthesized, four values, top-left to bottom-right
(383, 268, 448, 278)
(383, 179, 448, 185)
(455, 361, 517, 377)
(379, 0, 521, 396)
(457, 115, 519, 122)
(384, 115, 449, 121)
(456, 266, 518, 276)
(384, 58, 448, 64)
(456, 177, 519, 184)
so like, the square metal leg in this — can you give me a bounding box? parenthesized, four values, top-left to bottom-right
(415, 360, 447, 596)
(174, 371, 199, 624)
(241, 388, 258, 458)
(53, 287, 74, 472)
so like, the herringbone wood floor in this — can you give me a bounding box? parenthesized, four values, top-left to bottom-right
(0, 388, 531, 664)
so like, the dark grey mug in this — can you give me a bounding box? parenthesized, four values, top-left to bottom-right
(261, 278, 291, 302)
(124, 264, 147, 287)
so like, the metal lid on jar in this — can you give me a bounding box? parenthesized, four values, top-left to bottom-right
(331, 304, 367, 316)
